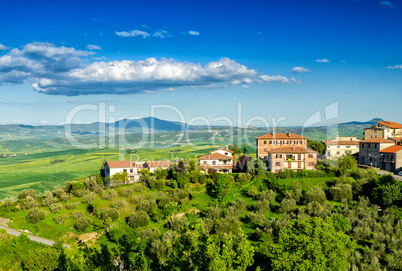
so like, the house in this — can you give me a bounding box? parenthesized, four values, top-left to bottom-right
(142, 160, 172, 172)
(379, 145, 402, 173)
(199, 148, 234, 173)
(268, 146, 317, 173)
(255, 132, 317, 172)
(256, 133, 308, 159)
(358, 138, 395, 167)
(364, 121, 402, 140)
(104, 161, 139, 183)
(104, 160, 172, 183)
(322, 136, 360, 159)
(388, 137, 402, 146)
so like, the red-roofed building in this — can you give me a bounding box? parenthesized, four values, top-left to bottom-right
(268, 146, 317, 173)
(104, 161, 138, 183)
(199, 148, 234, 173)
(364, 120, 402, 140)
(256, 132, 307, 159)
(255, 132, 317, 172)
(359, 138, 395, 167)
(322, 136, 360, 159)
(379, 146, 402, 173)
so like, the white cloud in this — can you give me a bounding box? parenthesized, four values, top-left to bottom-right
(259, 75, 301, 84)
(188, 30, 200, 36)
(86, 44, 102, 50)
(0, 42, 300, 96)
(153, 30, 172, 38)
(387, 64, 402, 69)
(116, 30, 150, 38)
(0, 43, 9, 50)
(292, 66, 311, 73)
(379, 1, 394, 8)
(315, 58, 330, 63)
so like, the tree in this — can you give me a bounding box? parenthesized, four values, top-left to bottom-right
(229, 142, 241, 155)
(307, 139, 325, 154)
(247, 158, 267, 177)
(272, 217, 354, 271)
(235, 155, 251, 173)
(206, 174, 231, 204)
(128, 211, 150, 228)
(26, 208, 46, 223)
(242, 143, 248, 154)
(305, 186, 326, 204)
(338, 155, 358, 174)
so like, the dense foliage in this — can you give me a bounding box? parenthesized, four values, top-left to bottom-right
(0, 155, 401, 270)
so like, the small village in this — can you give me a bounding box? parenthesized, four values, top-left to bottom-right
(104, 120, 402, 182)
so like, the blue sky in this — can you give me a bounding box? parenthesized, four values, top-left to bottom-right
(0, 0, 401, 126)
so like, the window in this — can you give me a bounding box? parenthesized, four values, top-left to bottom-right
(308, 154, 313, 158)
(130, 168, 133, 173)
(123, 169, 127, 173)
(212, 161, 216, 165)
(361, 144, 365, 148)
(263, 141, 267, 145)
(276, 154, 282, 158)
(223, 160, 227, 164)
(290, 141, 294, 145)
(203, 161, 207, 164)
(277, 141, 281, 145)
(337, 151, 340, 155)
(225, 152, 228, 155)
(346, 146, 351, 148)
(276, 162, 281, 167)
(107, 168, 110, 173)
(269, 141, 273, 145)
(308, 162, 314, 166)
(284, 141, 288, 145)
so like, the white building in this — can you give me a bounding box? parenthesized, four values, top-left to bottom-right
(322, 136, 360, 159)
(199, 148, 234, 173)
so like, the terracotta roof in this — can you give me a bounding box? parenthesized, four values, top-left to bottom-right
(199, 152, 234, 160)
(360, 138, 395, 143)
(106, 161, 136, 168)
(389, 137, 402, 142)
(322, 140, 359, 146)
(256, 132, 307, 140)
(212, 148, 233, 153)
(377, 121, 402, 129)
(144, 161, 172, 168)
(269, 147, 317, 154)
(379, 145, 402, 154)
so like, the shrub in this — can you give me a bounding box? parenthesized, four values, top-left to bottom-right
(205, 205, 222, 221)
(249, 211, 266, 227)
(131, 195, 145, 205)
(278, 168, 296, 179)
(120, 188, 133, 198)
(155, 178, 166, 190)
(133, 182, 146, 192)
(254, 199, 270, 213)
(154, 168, 168, 180)
(1, 197, 16, 207)
(101, 208, 119, 222)
(83, 194, 96, 204)
(138, 199, 158, 215)
(66, 202, 76, 210)
(247, 185, 260, 199)
(128, 211, 150, 228)
(74, 189, 88, 198)
(112, 199, 127, 209)
(330, 184, 352, 202)
(305, 186, 326, 204)
(139, 228, 161, 240)
(71, 210, 84, 220)
(42, 191, 58, 206)
(168, 216, 189, 231)
(53, 186, 67, 200)
(102, 189, 117, 200)
(279, 198, 296, 213)
(49, 203, 63, 213)
(24, 196, 38, 209)
(53, 213, 68, 225)
(17, 188, 37, 200)
(260, 189, 276, 203)
(85, 176, 98, 191)
(75, 217, 92, 232)
(26, 208, 46, 223)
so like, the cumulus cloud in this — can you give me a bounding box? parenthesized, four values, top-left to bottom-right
(0, 43, 9, 50)
(292, 66, 311, 73)
(379, 1, 394, 8)
(188, 30, 200, 36)
(315, 58, 330, 63)
(0, 42, 300, 96)
(153, 30, 172, 38)
(387, 64, 402, 69)
(116, 30, 150, 38)
(86, 44, 102, 50)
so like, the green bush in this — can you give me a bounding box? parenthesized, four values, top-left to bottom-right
(23, 196, 38, 209)
(138, 199, 158, 215)
(305, 186, 326, 204)
(26, 208, 46, 223)
(17, 188, 37, 200)
(279, 198, 296, 213)
(128, 211, 150, 228)
(49, 203, 63, 213)
(1, 197, 16, 207)
(101, 208, 119, 222)
(42, 190, 58, 206)
(75, 217, 92, 232)
(102, 189, 117, 200)
(65, 202, 76, 210)
(155, 178, 166, 190)
(53, 213, 68, 225)
(330, 184, 352, 202)
(112, 199, 127, 209)
(120, 187, 133, 197)
(237, 173, 252, 183)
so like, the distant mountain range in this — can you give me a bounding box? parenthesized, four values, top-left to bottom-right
(0, 117, 385, 141)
